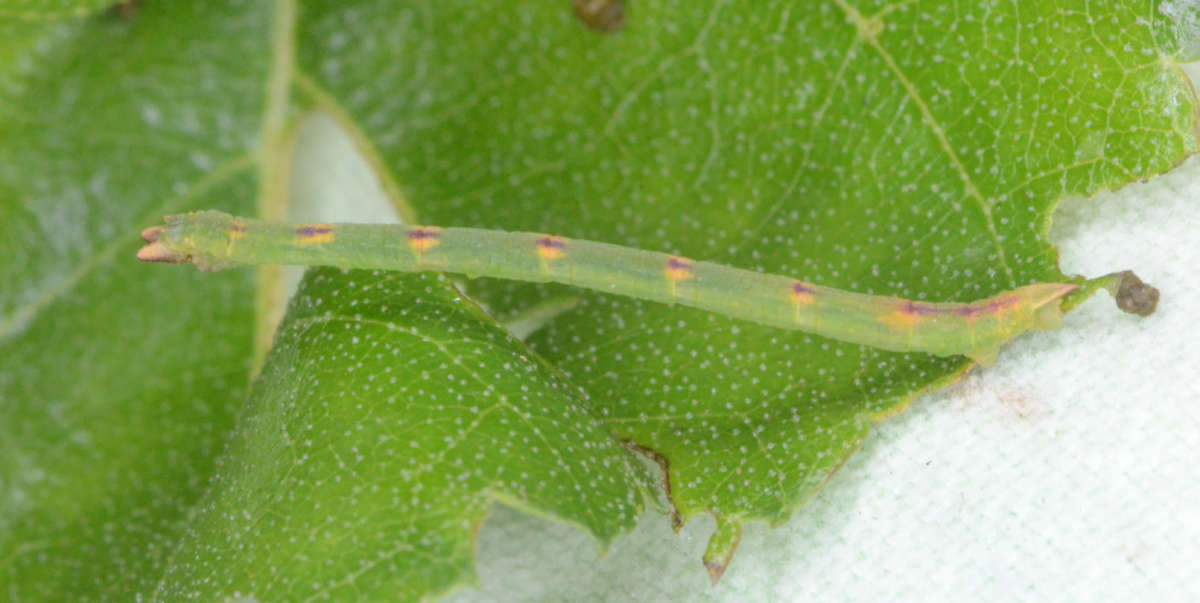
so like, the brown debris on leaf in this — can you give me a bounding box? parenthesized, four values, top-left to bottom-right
(1112, 270, 1159, 317)
(104, 0, 141, 20)
(573, 0, 626, 33)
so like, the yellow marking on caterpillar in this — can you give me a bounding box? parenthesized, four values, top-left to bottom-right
(295, 224, 335, 246)
(666, 256, 694, 282)
(225, 222, 248, 256)
(665, 256, 694, 300)
(536, 235, 567, 260)
(407, 227, 441, 252)
(790, 282, 816, 305)
(876, 301, 923, 331)
(790, 281, 816, 325)
(407, 226, 441, 267)
(536, 235, 567, 277)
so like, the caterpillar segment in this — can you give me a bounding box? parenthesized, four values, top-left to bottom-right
(138, 210, 1079, 365)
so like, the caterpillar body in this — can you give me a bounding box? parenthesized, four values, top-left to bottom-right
(138, 211, 1080, 366)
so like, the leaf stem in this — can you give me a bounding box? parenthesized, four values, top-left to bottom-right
(253, 0, 299, 372)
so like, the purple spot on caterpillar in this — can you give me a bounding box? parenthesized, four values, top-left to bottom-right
(666, 256, 694, 281)
(791, 281, 816, 304)
(986, 294, 1021, 314)
(899, 300, 944, 316)
(295, 224, 334, 244)
(952, 304, 986, 319)
(536, 235, 566, 259)
(296, 225, 331, 237)
(408, 227, 441, 251)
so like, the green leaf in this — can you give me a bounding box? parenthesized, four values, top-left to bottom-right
(0, 0, 124, 20)
(155, 268, 644, 600)
(3, 0, 1198, 600)
(295, 0, 1198, 561)
(0, 3, 269, 598)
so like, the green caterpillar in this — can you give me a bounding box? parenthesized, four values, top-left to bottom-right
(138, 210, 1083, 366)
